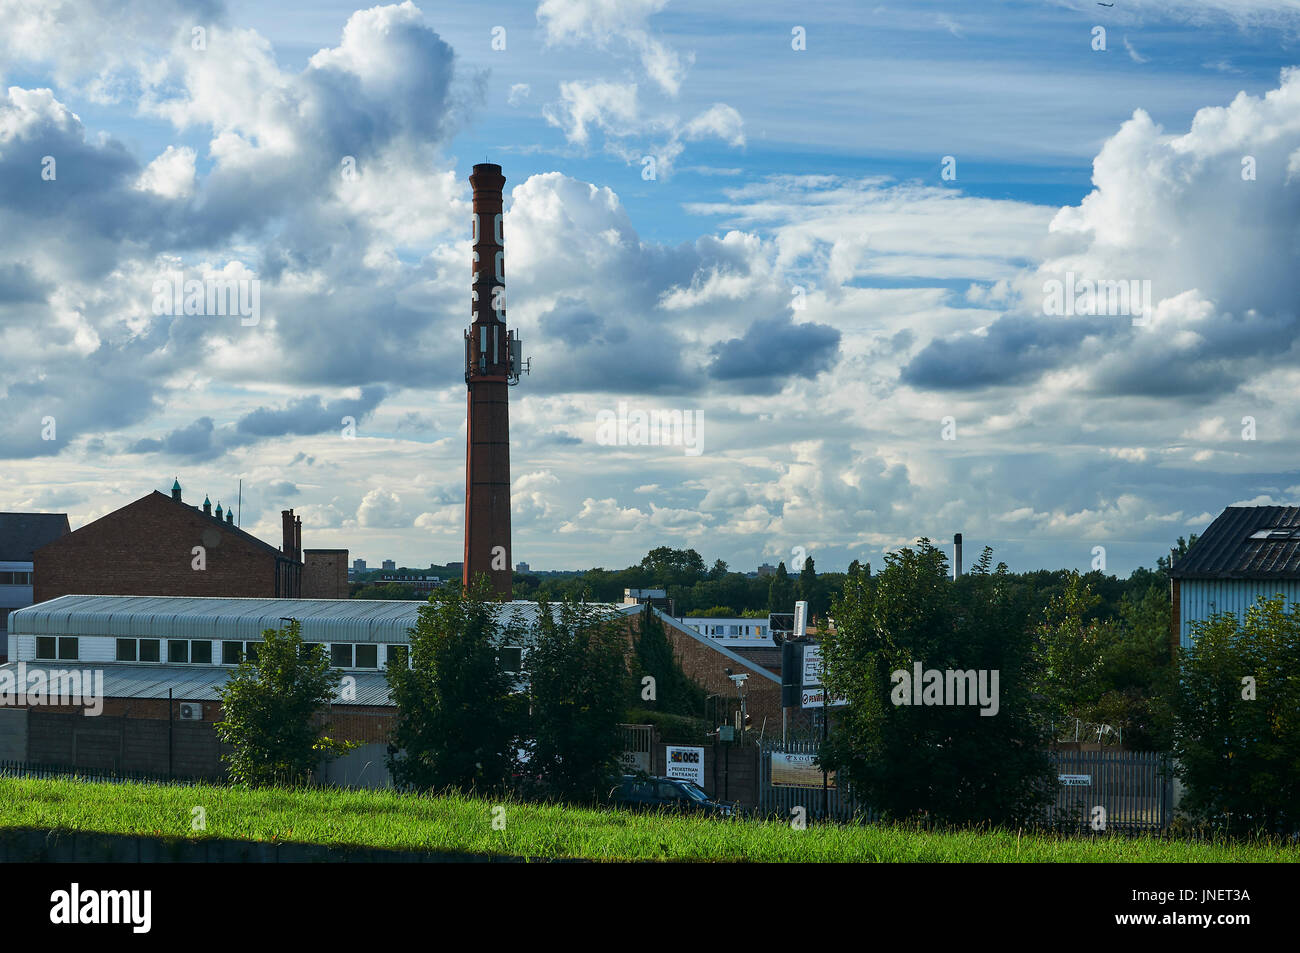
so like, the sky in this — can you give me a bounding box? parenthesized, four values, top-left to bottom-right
(3, 0, 1300, 576)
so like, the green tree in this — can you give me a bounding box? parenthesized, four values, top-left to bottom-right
(1173, 595, 1300, 834)
(767, 561, 794, 613)
(639, 546, 707, 588)
(628, 605, 706, 716)
(795, 555, 816, 610)
(526, 598, 629, 802)
(1033, 574, 1174, 749)
(385, 577, 519, 793)
(820, 540, 1054, 826)
(214, 620, 352, 787)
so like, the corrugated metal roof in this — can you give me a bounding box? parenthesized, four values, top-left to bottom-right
(1171, 506, 1300, 579)
(0, 661, 393, 705)
(9, 594, 621, 643)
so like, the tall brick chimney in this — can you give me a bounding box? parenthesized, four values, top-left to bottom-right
(282, 509, 295, 558)
(295, 515, 302, 562)
(463, 163, 526, 597)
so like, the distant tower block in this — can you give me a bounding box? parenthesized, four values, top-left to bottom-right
(463, 163, 527, 596)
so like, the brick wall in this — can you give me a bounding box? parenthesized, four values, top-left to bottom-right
(646, 737, 759, 807)
(619, 609, 792, 737)
(303, 549, 350, 599)
(34, 492, 296, 603)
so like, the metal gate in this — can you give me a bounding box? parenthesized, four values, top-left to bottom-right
(758, 739, 864, 821)
(1048, 749, 1172, 832)
(618, 723, 652, 774)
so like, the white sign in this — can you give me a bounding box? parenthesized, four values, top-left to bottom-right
(619, 749, 650, 773)
(1058, 774, 1092, 787)
(665, 746, 705, 787)
(801, 687, 848, 709)
(794, 600, 808, 640)
(802, 645, 823, 687)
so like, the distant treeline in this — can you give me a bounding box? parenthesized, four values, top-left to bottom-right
(508, 542, 1193, 623)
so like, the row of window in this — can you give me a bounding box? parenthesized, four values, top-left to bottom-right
(0, 571, 34, 585)
(33, 637, 523, 672)
(694, 624, 770, 638)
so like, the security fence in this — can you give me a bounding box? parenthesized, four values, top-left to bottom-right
(757, 743, 1172, 829)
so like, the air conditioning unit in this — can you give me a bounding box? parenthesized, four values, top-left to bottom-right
(178, 702, 203, 721)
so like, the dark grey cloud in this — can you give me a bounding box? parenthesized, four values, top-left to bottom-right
(901, 315, 1099, 391)
(122, 387, 387, 462)
(532, 298, 694, 394)
(0, 263, 50, 305)
(236, 386, 387, 437)
(706, 315, 841, 395)
(129, 417, 218, 458)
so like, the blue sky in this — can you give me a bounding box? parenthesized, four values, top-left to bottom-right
(3, 0, 1300, 577)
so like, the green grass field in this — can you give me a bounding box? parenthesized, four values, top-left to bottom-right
(1, 777, 1295, 862)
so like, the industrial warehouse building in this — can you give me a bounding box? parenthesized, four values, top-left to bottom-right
(32, 482, 348, 604)
(1170, 505, 1300, 649)
(0, 594, 782, 789)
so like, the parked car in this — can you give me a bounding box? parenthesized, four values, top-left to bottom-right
(613, 774, 737, 817)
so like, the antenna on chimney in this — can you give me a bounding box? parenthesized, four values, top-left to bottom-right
(237, 479, 242, 528)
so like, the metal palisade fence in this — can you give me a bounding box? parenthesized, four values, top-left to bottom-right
(1049, 748, 1172, 832)
(758, 743, 1171, 829)
(0, 759, 210, 787)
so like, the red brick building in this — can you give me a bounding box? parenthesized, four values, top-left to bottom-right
(32, 482, 317, 603)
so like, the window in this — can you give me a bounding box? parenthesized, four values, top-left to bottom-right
(36, 636, 56, 660)
(116, 639, 137, 662)
(499, 646, 524, 673)
(140, 639, 160, 662)
(191, 641, 212, 664)
(355, 644, 378, 669)
(299, 642, 322, 660)
(245, 641, 261, 662)
(168, 640, 189, 664)
(656, 782, 685, 801)
(330, 644, 353, 668)
(56, 637, 78, 660)
(222, 641, 242, 665)
(386, 645, 409, 668)
(0, 571, 33, 585)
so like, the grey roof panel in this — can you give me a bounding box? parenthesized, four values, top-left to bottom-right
(1172, 506, 1300, 579)
(0, 661, 394, 706)
(9, 594, 621, 644)
(0, 513, 70, 561)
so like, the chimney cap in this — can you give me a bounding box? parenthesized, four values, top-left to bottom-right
(954, 533, 963, 544)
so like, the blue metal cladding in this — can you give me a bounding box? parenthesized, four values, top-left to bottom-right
(1179, 580, 1300, 648)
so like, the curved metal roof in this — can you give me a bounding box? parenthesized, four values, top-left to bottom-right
(9, 594, 620, 643)
(0, 662, 394, 705)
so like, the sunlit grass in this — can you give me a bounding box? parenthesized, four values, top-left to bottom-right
(1, 777, 1295, 862)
